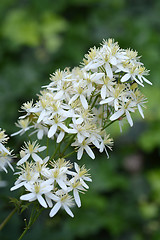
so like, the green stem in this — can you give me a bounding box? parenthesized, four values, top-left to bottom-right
(91, 95, 99, 109)
(63, 150, 75, 159)
(46, 137, 49, 156)
(0, 207, 17, 231)
(102, 119, 117, 130)
(50, 142, 61, 160)
(60, 135, 75, 157)
(18, 207, 43, 240)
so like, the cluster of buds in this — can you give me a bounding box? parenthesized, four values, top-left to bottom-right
(11, 141, 91, 217)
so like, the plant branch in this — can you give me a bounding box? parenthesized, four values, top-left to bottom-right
(0, 207, 17, 231)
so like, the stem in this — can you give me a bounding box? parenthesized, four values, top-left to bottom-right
(63, 150, 75, 159)
(50, 142, 61, 160)
(46, 137, 49, 156)
(91, 95, 99, 109)
(0, 207, 17, 231)
(60, 135, 75, 157)
(18, 207, 43, 240)
(102, 119, 117, 130)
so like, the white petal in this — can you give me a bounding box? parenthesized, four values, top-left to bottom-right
(110, 56, 117, 65)
(45, 195, 53, 208)
(114, 99, 119, 111)
(56, 179, 67, 191)
(73, 189, 81, 207)
(126, 110, 133, 127)
(121, 73, 131, 82)
(77, 148, 83, 160)
(54, 90, 64, 100)
(37, 194, 47, 208)
(48, 125, 57, 138)
(10, 182, 24, 191)
(100, 97, 114, 105)
(74, 162, 80, 173)
(68, 94, 78, 105)
(85, 61, 102, 70)
(0, 143, 10, 154)
(32, 153, 43, 163)
(17, 153, 30, 166)
(63, 204, 74, 218)
(37, 146, 47, 152)
(141, 76, 152, 85)
(110, 109, 124, 121)
(75, 117, 83, 125)
(77, 133, 85, 143)
(46, 192, 59, 201)
(101, 85, 107, 99)
(20, 193, 35, 201)
(91, 72, 104, 81)
(80, 179, 89, 189)
(58, 123, 69, 133)
(138, 104, 144, 118)
(49, 202, 61, 217)
(37, 110, 46, 123)
(37, 129, 44, 139)
(84, 145, 95, 159)
(11, 129, 23, 137)
(80, 95, 88, 109)
(57, 131, 65, 143)
(132, 76, 144, 87)
(105, 62, 113, 79)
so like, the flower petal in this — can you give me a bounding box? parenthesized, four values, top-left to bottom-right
(73, 189, 81, 207)
(57, 131, 65, 143)
(121, 73, 130, 82)
(49, 202, 61, 217)
(32, 153, 43, 163)
(20, 193, 35, 201)
(37, 194, 47, 208)
(48, 125, 57, 138)
(17, 153, 30, 166)
(77, 147, 83, 160)
(80, 95, 88, 109)
(110, 109, 124, 121)
(63, 204, 74, 218)
(84, 145, 95, 159)
(138, 104, 144, 119)
(126, 110, 133, 127)
(105, 62, 113, 79)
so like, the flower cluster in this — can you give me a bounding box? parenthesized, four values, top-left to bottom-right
(12, 39, 151, 161)
(0, 128, 14, 187)
(10, 39, 151, 218)
(0, 128, 14, 173)
(11, 141, 91, 217)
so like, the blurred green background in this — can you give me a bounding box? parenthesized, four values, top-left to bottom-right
(0, 0, 160, 239)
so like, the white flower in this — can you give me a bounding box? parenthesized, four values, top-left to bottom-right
(11, 162, 39, 191)
(11, 118, 32, 136)
(46, 166, 68, 191)
(47, 115, 69, 139)
(72, 162, 92, 189)
(20, 180, 54, 208)
(17, 141, 46, 166)
(110, 98, 136, 127)
(72, 139, 95, 160)
(68, 179, 85, 208)
(49, 193, 74, 218)
(0, 151, 14, 173)
(69, 80, 88, 109)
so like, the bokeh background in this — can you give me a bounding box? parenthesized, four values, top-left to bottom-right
(0, 0, 160, 239)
